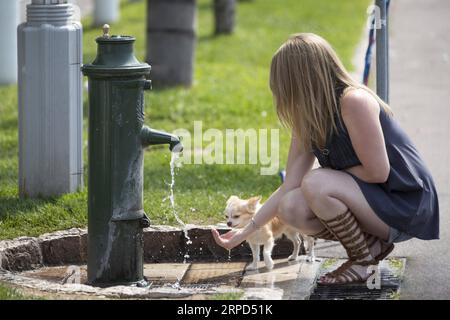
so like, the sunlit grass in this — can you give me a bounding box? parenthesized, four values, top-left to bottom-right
(0, 283, 39, 300)
(0, 0, 370, 239)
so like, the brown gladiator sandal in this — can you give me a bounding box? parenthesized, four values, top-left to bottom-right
(366, 234, 395, 262)
(313, 223, 394, 262)
(316, 210, 378, 285)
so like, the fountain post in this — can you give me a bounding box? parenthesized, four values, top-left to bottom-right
(82, 25, 182, 287)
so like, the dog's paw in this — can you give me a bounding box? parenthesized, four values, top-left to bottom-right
(246, 263, 258, 271)
(287, 254, 299, 261)
(264, 259, 274, 270)
(306, 255, 316, 263)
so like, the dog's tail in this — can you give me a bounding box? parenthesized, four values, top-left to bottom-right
(270, 216, 287, 237)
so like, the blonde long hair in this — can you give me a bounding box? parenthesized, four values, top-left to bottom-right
(269, 33, 392, 151)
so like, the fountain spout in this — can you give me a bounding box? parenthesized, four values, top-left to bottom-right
(141, 126, 183, 152)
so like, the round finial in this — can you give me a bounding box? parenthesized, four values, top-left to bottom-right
(102, 24, 110, 37)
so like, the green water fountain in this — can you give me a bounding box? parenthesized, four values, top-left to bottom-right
(82, 25, 183, 287)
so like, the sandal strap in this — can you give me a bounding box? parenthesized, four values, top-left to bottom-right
(320, 211, 352, 224)
(343, 267, 364, 282)
(322, 260, 378, 284)
(314, 225, 384, 250)
(366, 234, 379, 248)
(326, 262, 363, 284)
(312, 228, 338, 241)
(366, 234, 395, 262)
(319, 210, 376, 264)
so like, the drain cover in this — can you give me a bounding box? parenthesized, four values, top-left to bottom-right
(309, 258, 405, 300)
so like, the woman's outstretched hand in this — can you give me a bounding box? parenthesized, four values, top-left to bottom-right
(211, 229, 245, 251)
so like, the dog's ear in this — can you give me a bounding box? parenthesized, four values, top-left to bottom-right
(226, 195, 239, 205)
(246, 196, 262, 211)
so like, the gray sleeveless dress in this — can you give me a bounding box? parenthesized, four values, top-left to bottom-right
(312, 85, 439, 240)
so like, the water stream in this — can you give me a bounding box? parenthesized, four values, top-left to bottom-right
(168, 151, 192, 264)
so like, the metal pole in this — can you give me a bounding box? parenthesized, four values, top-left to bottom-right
(375, 0, 389, 103)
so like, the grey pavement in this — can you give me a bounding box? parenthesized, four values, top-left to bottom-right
(388, 0, 450, 300)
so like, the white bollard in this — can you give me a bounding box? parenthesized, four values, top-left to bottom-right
(94, 0, 120, 26)
(18, 0, 83, 198)
(0, 0, 19, 84)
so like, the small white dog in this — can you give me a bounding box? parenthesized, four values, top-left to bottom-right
(225, 195, 315, 270)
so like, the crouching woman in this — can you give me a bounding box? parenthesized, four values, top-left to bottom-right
(212, 33, 439, 284)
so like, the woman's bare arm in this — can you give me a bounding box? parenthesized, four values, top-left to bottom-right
(341, 89, 390, 183)
(212, 132, 315, 249)
(251, 134, 314, 227)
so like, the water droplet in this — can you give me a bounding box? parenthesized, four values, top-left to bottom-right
(171, 279, 181, 290)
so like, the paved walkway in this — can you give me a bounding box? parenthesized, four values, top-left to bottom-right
(386, 0, 450, 300)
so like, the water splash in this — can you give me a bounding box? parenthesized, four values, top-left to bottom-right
(168, 151, 192, 263)
(171, 278, 182, 290)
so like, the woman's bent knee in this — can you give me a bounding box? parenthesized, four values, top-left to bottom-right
(278, 190, 312, 225)
(301, 169, 330, 203)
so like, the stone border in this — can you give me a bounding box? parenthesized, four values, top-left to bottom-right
(0, 225, 302, 272)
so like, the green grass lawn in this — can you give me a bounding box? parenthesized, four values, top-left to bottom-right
(0, 0, 370, 240)
(0, 283, 35, 300)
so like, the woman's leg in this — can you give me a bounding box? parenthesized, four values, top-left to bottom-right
(278, 188, 324, 235)
(301, 168, 390, 241)
(277, 183, 389, 241)
(300, 168, 391, 284)
(277, 168, 392, 257)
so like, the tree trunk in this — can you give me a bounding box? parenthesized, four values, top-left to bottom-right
(146, 0, 197, 88)
(214, 0, 236, 35)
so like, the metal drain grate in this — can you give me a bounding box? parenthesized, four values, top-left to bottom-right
(181, 284, 217, 290)
(309, 258, 405, 300)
